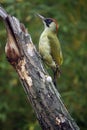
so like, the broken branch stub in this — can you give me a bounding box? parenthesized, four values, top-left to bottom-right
(0, 7, 80, 130)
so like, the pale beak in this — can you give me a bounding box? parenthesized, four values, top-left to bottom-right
(36, 13, 45, 21)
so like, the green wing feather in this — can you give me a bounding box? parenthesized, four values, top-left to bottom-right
(47, 33, 63, 66)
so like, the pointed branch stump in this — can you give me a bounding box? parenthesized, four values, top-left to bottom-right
(0, 7, 80, 130)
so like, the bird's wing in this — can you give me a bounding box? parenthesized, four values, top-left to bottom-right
(47, 34, 63, 66)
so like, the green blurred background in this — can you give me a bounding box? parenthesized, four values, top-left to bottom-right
(0, 0, 87, 130)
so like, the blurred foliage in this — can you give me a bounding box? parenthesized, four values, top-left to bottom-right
(0, 0, 87, 130)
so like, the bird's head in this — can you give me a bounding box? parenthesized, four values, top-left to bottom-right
(37, 14, 58, 33)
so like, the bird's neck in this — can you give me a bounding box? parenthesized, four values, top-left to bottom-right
(44, 27, 57, 34)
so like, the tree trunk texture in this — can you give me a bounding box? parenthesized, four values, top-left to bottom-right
(0, 7, 80, 130)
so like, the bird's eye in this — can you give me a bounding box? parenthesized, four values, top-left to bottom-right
(45, 18, 53, 27)
(45, 19, 53, 24)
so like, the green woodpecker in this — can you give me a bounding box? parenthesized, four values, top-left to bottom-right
(37, 14, 63, 86)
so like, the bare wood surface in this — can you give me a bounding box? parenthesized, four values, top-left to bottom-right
(0, 7, 80, 130)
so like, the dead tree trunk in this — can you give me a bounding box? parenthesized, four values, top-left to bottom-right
(0, 7, 80, 130)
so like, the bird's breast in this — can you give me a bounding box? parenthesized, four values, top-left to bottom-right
(39, 33, 51, 56)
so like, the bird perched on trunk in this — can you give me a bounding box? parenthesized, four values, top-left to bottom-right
(37, 14, 63, 86)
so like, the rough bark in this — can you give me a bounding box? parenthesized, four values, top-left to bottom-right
(0, 7, 80, 130)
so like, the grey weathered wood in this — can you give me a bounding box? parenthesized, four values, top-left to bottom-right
(0, 7, 80, 130)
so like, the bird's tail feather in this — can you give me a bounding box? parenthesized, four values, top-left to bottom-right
(53, 66, 61, 87)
